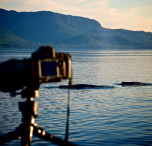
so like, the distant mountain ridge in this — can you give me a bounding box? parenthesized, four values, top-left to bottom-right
(0, 8, 152, 49)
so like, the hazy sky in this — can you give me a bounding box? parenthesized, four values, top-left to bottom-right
(1, 0, 152, 32)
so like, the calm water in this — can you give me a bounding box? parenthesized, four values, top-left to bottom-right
(0, 48, 152, 145)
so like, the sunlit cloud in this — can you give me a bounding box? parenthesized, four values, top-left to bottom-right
(74, 0, 152, 31)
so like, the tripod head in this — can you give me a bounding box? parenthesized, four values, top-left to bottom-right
(10, 86, 39, 99)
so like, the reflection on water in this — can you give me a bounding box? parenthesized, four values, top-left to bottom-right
(0, 48, 152, 145)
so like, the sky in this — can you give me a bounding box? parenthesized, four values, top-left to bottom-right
(0, 0, 152, 32)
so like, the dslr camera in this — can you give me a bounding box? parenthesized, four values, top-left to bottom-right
(0, 46, 72, 92)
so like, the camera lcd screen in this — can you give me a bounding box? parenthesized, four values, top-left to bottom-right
(41, 61, 57, 76)
(38, 60, 59, 80)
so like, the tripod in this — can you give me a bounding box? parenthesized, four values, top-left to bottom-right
(0, 87, 75, 146)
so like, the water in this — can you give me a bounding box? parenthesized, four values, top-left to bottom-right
(0, 48, 152, 145)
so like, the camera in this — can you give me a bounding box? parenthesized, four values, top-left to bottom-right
(32, 46, 72, 83)
(0, 46, 72, 92)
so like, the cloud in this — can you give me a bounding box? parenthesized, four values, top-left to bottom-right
(74, 0, 152, 31)
(0, 0, 12, 3)
(106, 6, 152, 31)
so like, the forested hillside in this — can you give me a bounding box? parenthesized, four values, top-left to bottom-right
(0, 8, 152, 49)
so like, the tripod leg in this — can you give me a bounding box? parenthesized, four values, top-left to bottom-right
(0, 123, 34, 146)
(19, 97, 37, 146)
(33, 126, 76, 146)
(20, 124, 34, 146)
(0, 129, 20, 144)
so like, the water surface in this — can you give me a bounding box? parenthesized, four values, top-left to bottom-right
(0, 48, 152, 145)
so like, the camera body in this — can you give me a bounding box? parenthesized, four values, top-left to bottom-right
(37, 53, 72, 83)
(0, 46, 72, 92)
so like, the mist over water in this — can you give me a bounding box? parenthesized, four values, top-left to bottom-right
(0, 48, 152, 145)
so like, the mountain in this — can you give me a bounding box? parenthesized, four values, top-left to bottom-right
(0, 8, 152, 49)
